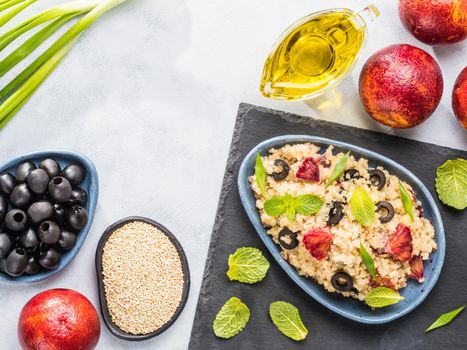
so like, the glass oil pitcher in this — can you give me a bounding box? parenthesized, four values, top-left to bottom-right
(260, 5, 380, 100)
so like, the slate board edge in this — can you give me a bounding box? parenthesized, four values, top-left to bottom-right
(240, 103, 465, 157)
(189, 104, 247, 347)
(188, 103, 465, 348)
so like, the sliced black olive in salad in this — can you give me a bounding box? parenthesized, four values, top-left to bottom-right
(271, 159, 290, 181)
(327, 201, 344, 226)
(331, 272, 354, 292)
(278, 228, 299, 250)
(343, 169, 361, 181)
(375, 201, 395, 223)
(369, 169, 386, 190)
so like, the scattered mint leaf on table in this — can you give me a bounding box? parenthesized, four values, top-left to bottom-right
(426, 305, 465, 333)
(269, 301, 308, 341)
(436, 159, 467, 210)
(326, 151, 350, 187)
(227, 247, 270, 284)
(213, 297, 250, 339)
(350, 186, 375, 226)
(255, 153, 267, 196)
(364, 287, 404, 308)
(360, 242, 376, 280)
(399, 180, 415, 221)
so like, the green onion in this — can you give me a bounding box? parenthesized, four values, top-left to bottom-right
(0, 0, 128, 128)
(0, 0, 37, 27)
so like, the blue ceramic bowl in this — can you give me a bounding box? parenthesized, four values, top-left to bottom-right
(0, 150, 98, 283)
(238, 135, 445, 324)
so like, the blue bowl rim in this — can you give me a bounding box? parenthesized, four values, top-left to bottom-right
(0, 149, 99, 284)
(238, 135, 445, 324)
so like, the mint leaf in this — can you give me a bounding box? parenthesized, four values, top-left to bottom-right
(227, 247, 270, 284)
(350, 186, 375, 226)
(265, 193, 323, 221)
(255, 153, 267, 196)
(365, 287, 404, 308)
(399, 180, 414, 221)
(286, 205, 296, 221)
(294, 194, 324, 215)
(360, 242, 376, 280)
(426, 305, 465, 333)
(213, 297, 250, 339)
(282, 192, 293, 206)
(327, 151, 350, 187)
(436, 159, 467, 210)
(269, 301, 308, 341)
(264, 196, 286, 217)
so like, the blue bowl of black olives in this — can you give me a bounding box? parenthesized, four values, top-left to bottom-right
(0, 150, 98, 283)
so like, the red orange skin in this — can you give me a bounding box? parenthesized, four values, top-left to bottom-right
(452, 66, 467, 128)
(18, 289, 100, 350)
(399, 0, 467, 45)
(359, 44, 443, 128)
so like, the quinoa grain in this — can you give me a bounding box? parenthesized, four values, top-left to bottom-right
(102, 221, 185, 335)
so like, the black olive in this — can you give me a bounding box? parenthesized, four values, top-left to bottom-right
(27, 200, 53, 225)
(10, 183, 32, 208)
(271, 159, 290, 181)
(375, 201, 395, 223)
(61, 164, 85, 185)
(15, 161, 36, 183)
(4, 209, 27, 231)
(321, 156, 331, 168)
(5, 247, 28, 276)
(278, 228, 299, 250)
(37, 245, 60, 270)
(48, 176, 72, 203)
(57, 230, 77, 251)
(0, 195, 7, 220)
(0, 173, 16, 195)
(369, 169, 386, 190)
(0, 233, 12, 258)
(327, 201, 344, 226)
(68, 187, 88, 206)
(38, 221, 61, 244)
(39, 158, 61, 178)
(331, 272, 354, 292)
(26, 168, 49, 194)
(0, 256, 6, 273)
(24, 256, 41, 275)
(53, 204, 66, 224)
(343, 169, 361, 181)
(67, 205, 88, 230)
(20, 228, 39, 253)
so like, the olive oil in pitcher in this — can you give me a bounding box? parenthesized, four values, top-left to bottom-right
(260, 5, 380, 100)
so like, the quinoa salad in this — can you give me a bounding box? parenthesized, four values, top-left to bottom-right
(249, 143, 437, 301)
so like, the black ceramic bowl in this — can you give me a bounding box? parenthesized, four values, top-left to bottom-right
(95, 216, 190, 341)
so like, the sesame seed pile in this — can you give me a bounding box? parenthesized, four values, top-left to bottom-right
(101, 221, 185, 335)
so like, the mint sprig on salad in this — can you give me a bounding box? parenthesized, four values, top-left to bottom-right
(264, 193, 323, 221)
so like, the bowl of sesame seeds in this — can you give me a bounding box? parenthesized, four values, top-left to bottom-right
(95, 217, 190, 341)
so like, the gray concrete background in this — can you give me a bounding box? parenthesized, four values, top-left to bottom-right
(0, 0, 465, 349)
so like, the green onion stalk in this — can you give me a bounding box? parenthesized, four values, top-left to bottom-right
(0, 0, 128, 128)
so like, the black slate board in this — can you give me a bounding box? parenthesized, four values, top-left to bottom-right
(189, 103, 467, 350)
